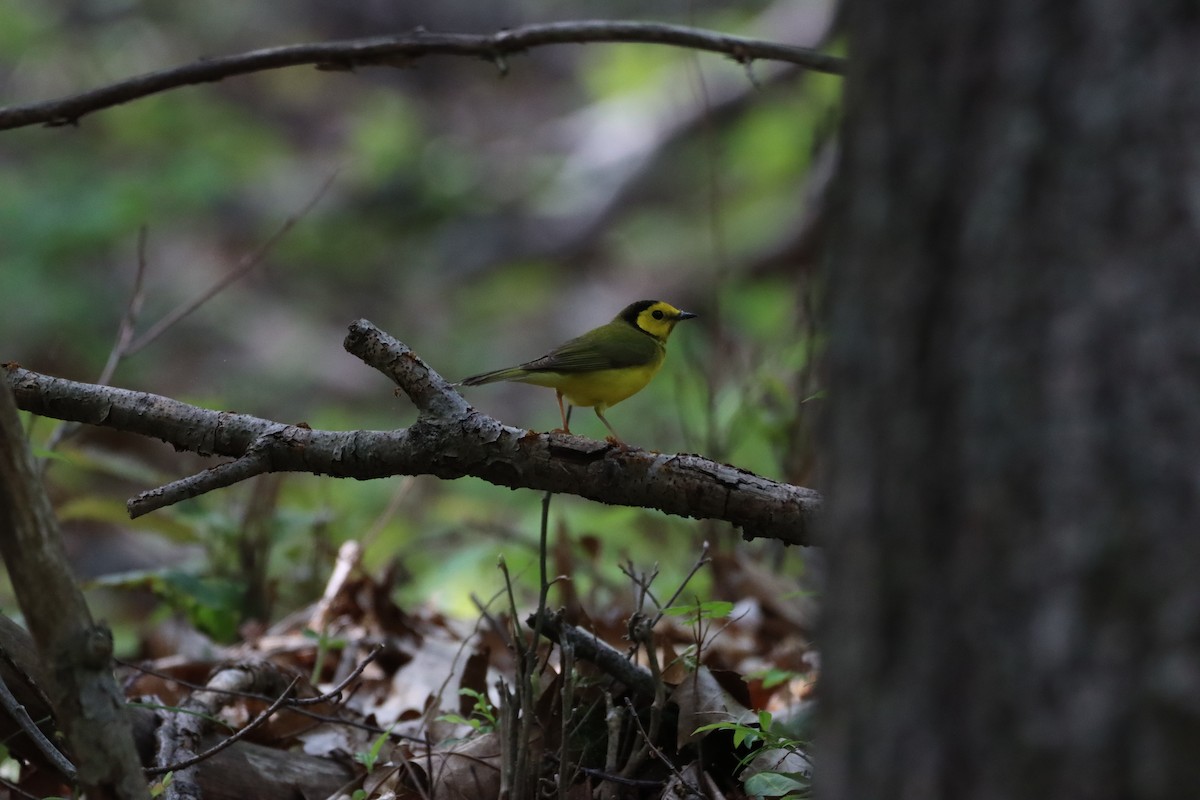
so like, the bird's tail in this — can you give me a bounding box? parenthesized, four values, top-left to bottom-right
(458, 366, 529, 387)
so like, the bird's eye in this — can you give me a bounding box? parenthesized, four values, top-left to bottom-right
(652, 310, 664, 320)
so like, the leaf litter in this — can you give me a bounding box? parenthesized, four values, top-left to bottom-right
(104, 533, 816, 800)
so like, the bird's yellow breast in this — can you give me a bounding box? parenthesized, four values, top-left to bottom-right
(517, 362, 663, 410)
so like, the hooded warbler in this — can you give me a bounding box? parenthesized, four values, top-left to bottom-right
(460, 299, 697, 443)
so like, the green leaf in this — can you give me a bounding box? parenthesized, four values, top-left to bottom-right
(89, 569, 242, 641)
(749, 667, 799, 691)
(744, 770, 810, 799)
(435, 713, 476, 729)
(355, 725, 395, 773)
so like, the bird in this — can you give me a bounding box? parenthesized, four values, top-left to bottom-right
(459, 299, 697, 443)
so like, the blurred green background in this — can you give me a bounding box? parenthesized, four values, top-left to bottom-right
(2, 0, 834, 638)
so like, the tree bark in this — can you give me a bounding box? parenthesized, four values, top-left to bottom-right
(0, 614, 356, 799)
(0, 382, 149, 798)
(820, 2, 1200, 798)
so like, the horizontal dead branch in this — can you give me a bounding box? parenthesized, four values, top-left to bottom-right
(0, 21, 845, 131)
(4, 320, 820, 544)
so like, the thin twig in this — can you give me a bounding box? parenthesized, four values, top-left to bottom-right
(295, 643, 383, 705)
(36, 172, 331, 464)
(99, 225, 151, 382)
(39, 226, 150, 461)
(618, 613, 666, 780)
(0, 775, 44, 800)
(0, 674, 75, 780)
(360, 476, 416, 550)
(145, 676, 300, 776)
(566, 760, 664, 789)
(622, 696, 687, 785)
(651, 542, 713, 626)
(124, 171, 338, 356)
(120, 643, 380, 709)
(498, 552, 534, 800)
(557, 638, 575, 800)
(471, 588, 514, 652)
(0, 22, 845, 131)
(513, 490, 556, 798)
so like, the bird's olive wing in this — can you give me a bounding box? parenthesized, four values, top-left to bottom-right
(520, 326, 660, 373)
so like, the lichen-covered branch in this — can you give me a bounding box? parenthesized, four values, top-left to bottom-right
(5, 320, 820, 544)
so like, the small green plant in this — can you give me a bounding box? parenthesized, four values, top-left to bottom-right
(90, 568, 242, 641)
(354, 725, 395, 774)
(302, 627, 348, 683)
(436, 688, 498, 733)
(748, 666, 801, 690)
(743, 768, 811, 800)
(149, 770, 174, 797)
(695, 710, 812, 799)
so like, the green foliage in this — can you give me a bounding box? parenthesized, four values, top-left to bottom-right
(149, 771, 174, 798)
(668, 278, 822, 481)
(744, 770, 811, 799)
(0, 1, 53, 52)
(748, 666, 800, 690)
(581, 43, 680, 98)
(2, 20, 832, 800)
(695, 710, 812, 799)
(90, 569, 243, 641)
(354, 725, 396, 773)
(437, 688, 499, 734)
(303, 627, 349, 683)
(7, 5, 835, 630)
(345, 95, 425, 187)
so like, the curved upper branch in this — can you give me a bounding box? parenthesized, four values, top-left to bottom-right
(4, 321, 820, 545)
(0, 21, 845, 131)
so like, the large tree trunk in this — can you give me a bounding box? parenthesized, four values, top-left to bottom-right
(819, 2, 1200, 798)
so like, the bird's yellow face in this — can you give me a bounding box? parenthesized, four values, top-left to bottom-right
(624, 300, 695, 342)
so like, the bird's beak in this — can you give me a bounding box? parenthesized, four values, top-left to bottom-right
(677, 310, 698, 320)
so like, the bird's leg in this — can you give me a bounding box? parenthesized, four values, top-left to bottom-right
(553, 391, 573, 434)
(594, 407, 626, 447)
